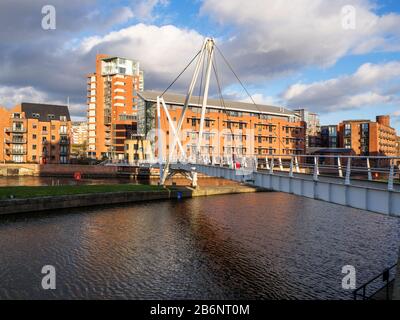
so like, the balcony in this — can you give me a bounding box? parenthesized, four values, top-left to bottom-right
(11, 138, 27, 144)
(6, 149, 27, 155)
(8, 127, 26, 133)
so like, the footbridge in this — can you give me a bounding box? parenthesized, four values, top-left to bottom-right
(171, 154, 400, 216)
(134, 37, 400, 299)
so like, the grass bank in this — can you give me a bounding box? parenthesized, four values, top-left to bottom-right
(0, 184, 164, 200)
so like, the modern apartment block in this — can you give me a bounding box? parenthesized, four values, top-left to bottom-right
(87, 54, 144, 160)
(0, 103, 71, 164)
(320, 125, 339, 148)
(338, 116, 397, 156)
(71, 121, 88, 145)
(137, 91, 306, 160)
(124, 134, 152, 162)
(295, 109, 321, 148)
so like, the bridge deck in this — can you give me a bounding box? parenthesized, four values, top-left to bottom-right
(258, 169, 400, 192)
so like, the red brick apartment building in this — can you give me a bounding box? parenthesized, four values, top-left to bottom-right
(0, 103, 71, 164)
(137, 91, 307, 160)
(338, 115, 397, 156)
(87, 54, 144, 160)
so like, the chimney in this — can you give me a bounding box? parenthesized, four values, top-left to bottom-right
(376, 115, 390, 127)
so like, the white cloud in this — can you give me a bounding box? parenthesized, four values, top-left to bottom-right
(0, 85, 84, 119)
(282, 61, 400, 112)
(201, 0, 400, 78)
(131, 0, 170, 21)
(78, 23, 205, 89)
(0, 86, 48, 107)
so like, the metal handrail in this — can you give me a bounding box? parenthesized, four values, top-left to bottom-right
(353, 263, 397, 300)
(189, 153, 400, 190)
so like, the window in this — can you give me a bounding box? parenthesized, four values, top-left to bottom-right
(32, 145, 37, 150)
(32, 156, 36, 161)
(32, 134, 37, 139)
(344, 123, 351, 136)
(32, 113, 40, 119)
(42, 137, 47, 142)
(51, 125, 56, 130)
(42, 126, 47, 132)
(12, 155, 23, 163)
(52, 136, 56, 141)
(60, 116, 67, 122)
(60, 126, 67, 134)
(33, 124, 37, 129)
(48, 114, 55, 120)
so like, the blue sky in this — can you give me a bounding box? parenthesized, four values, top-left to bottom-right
(0, 0, 399, 130)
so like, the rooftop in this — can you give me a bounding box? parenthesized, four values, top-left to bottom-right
(20, 102, 71, 122)
(139, 90, 298, 117)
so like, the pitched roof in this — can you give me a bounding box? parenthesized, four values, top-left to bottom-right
(21, 102, 71, 122)
(138, 90, 297, 117)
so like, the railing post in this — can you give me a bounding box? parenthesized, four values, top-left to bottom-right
(265, 156, 270, 170)
(289, 156, 294, 178)
(269, 157, 274, 175)
(313, 156, 319, 181)
(367, 157, 372, 181)
(338, 156, 343, 178)
(279, 157, 283, 171)
(345, 157, 352, 185)
(388, 160, 394, 191)
(295, 156, 300, 173)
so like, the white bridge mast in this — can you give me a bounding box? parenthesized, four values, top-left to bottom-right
(158, 38, 216, 185)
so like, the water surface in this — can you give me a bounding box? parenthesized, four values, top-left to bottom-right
(0, 192, 398, 300)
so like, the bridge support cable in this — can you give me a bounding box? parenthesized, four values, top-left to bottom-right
(159, 48, 203, 98)
(215, 44, 293, 162)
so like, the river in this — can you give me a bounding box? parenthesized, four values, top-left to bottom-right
(0, 187, 399, 299)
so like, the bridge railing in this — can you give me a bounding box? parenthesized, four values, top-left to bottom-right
(190, 154, 400, 191)
(353, 263, 397, 300)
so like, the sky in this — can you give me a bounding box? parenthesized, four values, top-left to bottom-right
(0, 0, 399, 130)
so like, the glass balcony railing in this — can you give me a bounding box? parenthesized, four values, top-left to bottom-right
(11, 138, 27, 144)
(11, 127, 26, 133)
(8, 149, 27, 155)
